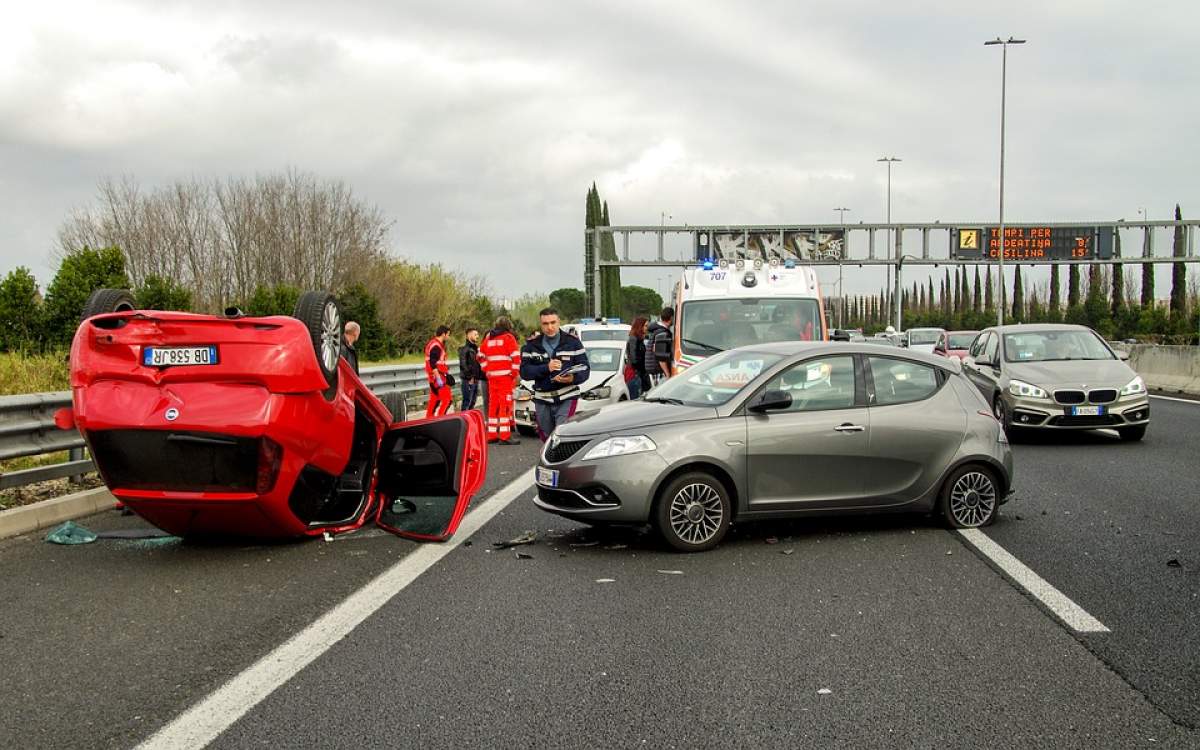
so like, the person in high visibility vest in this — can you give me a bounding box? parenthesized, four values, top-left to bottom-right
(480, 316, 521, 444)
(424, 325, 454, 418)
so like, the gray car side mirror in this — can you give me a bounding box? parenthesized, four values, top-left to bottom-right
(749, 389, 793, 413)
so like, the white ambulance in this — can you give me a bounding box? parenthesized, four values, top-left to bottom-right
(670, 259, 828, 373)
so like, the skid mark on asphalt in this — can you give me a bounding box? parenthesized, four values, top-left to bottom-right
(135, 468, 536, 750)
(957, 528, 1110, 633)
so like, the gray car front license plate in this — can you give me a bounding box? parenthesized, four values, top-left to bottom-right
(535, 466, 559, 487)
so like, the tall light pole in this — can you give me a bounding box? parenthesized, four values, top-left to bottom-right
(833, 207, 851, 328)
(985, 36, 1026, 327)
(660, 211, 672, 226)
(877, 157, 901, 330)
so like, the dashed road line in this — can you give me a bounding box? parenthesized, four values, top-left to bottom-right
(136, 469, 536, 750)
(957, 528, 1110, 634)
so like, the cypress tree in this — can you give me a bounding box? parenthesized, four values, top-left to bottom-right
(985, 267, 995, 311)
(1068, 264, 1081, 308)
(584, 185, 598, 313)
(1112, 230, 1125, 318)
(927, 278, 935, 314)
(1171, 204, 1187, 317)
(600, 199, 622, 318)
(1049, 264, 1061, 315)
(943, 270, 952, 318)
(1012, 265, 1024, 321)
(959, 268, 970, 315)
(973, 267, 982, 313)
(1140, 224, 1155, 307)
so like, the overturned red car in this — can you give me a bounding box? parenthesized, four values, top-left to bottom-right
(59, 289, 487, 541)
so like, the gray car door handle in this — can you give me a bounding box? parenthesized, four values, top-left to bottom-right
(834, 423, 865, 433)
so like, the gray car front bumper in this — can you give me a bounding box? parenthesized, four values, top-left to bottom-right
(533, 448, 668, 524)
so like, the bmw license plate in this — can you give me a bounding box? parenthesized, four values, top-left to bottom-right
(144, 346, 218, 367)
(1069, 405, 1104, 417)
(535, 466, 559, 488)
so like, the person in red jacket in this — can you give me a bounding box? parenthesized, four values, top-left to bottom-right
(424, 325, 454, 418)
(479, 316, 521, 444)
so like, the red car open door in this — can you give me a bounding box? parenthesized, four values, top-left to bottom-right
(374, 411, 488, 541)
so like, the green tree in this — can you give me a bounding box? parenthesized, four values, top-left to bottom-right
(548, 288, 586, 321)
(43, 246, 130, 348)
(135, 275, 193, 312)
(1111, 230, 1125, 319)
(1068, 264, 1081, 308)
(338, 283, 395, 360)
(598, 196, 622, 319)
(0, 267, 43, 352)
(1048, 264, 1061, 320)
(1011, 265, 1024, 321)
(985, 267, 995, 312)
(241, 284, 301, 317)
(619, 285, 663, 322)
(973, 267, 982, 313)
(1171, 204, 1187, 318)
(1085, 263, 1112, 336)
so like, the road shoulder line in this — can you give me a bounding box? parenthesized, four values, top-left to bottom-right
(957, 528, 1110, 634)
(1149, 393, 1200, 405)
(136, 468, 536, 750)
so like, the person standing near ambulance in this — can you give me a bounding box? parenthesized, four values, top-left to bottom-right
(480, 316, 522, 444)
(424, 325, 454, 418)
(520, 307, 589, 442)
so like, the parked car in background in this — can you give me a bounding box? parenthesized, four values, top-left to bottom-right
(60, 288, 488, 540)
(534, 342, 1014, 552)
(564, 320, 631, 342)
(934, 330, 980, 361)
(963, 324, 1150, 441)
(904, 327, 945, 354)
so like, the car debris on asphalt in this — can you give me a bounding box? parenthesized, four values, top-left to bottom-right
(494, 530, 538, 549)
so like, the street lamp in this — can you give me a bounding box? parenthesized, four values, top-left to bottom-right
(985, 36, 1026, 327)
(833, 207, 851, 328)
(877, 157, 901, 330)
(660, 211, 672, 226)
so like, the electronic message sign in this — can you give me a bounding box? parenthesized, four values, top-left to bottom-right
(952, 226, 1113, 261)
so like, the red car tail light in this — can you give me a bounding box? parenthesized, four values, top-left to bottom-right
(256, 437, 283, 494)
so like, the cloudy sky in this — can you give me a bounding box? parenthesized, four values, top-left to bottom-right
(1, 0, 1197, 302)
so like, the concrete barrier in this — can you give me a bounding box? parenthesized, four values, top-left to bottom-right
(1128, 345, 1200, 396)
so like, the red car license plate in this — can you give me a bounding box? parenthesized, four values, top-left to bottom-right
(143, 346, 219, 367)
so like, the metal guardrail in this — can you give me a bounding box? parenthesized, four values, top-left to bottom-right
(0, 362, 461, 492)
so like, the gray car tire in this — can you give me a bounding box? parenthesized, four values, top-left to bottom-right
(992, 394, 1012, 432)
(937, 464, 999, 529)
(653, 471, 731, 553)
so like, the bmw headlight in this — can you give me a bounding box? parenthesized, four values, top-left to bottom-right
(1121, 375, 1146, 396)
(582, 435, 656, 460)
(582, 386, 612, 400)
(1008, 379, 1048, 399)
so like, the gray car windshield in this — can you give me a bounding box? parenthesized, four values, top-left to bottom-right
(648, 350, 784, 407)
(1004, 330, 1114, 363)
(680, 298, 821, 356)
(948, 333, 977, 349)
(907, 330, 941, 345)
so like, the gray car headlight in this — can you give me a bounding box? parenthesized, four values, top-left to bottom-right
(1120, 376, 1146, 396)
(1008, 379, 1048, 399)
(582, 386, 612, 400)
(582, 435, 656, 460)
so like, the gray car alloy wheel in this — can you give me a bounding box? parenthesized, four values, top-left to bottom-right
(320, 301, 342, 374)
(669, 482, 724, 545)
(948, 470, 997, 527)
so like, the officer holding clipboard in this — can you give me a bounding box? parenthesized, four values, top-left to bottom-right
(519, 307, 591, 442)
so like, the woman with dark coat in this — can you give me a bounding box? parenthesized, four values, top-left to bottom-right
(625, 317, 650, 399)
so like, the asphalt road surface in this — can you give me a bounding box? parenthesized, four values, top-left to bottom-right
(2, 397, 1198, 748)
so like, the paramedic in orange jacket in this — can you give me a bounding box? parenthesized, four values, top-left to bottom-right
(479, 316, 521, 444)
(424, 325, 454, 418)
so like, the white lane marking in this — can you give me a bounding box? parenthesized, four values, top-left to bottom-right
(956, 528, 1110, 634)
(137, 468, 536, 750)
(1150, 394, 1200, 405)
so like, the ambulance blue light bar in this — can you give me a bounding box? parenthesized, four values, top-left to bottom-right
(700, 258, 715, 270)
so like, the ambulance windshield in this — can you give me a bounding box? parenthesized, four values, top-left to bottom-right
(680, 298, 821, 356)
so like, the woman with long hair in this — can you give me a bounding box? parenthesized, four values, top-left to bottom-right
(625, 316, 650, 399)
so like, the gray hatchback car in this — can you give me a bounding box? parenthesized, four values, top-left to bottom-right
(533, 343, 1014, 552)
